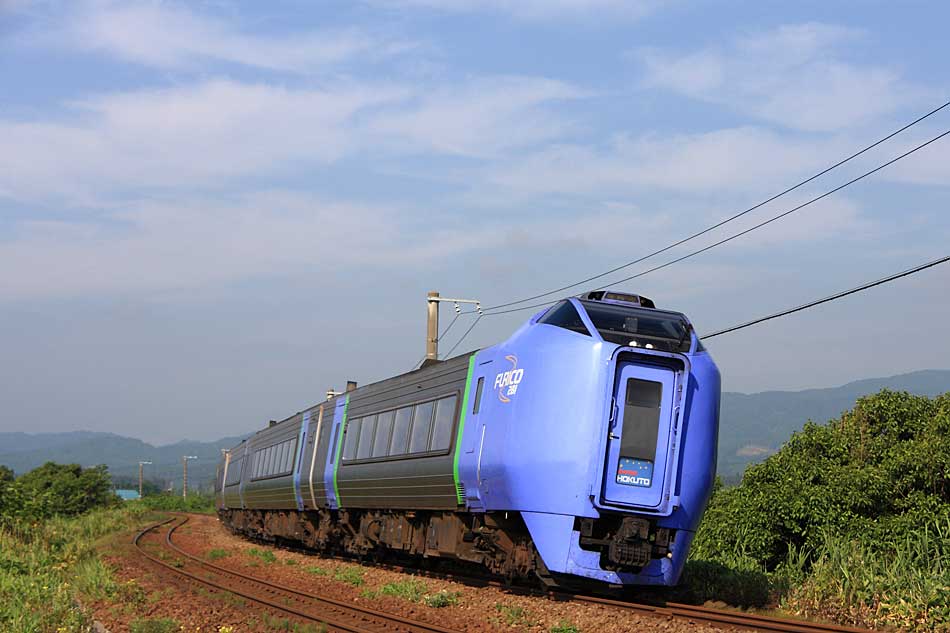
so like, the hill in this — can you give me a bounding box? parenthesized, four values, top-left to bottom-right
(0, 430, 250, 492)
(718, 368, 950, 479)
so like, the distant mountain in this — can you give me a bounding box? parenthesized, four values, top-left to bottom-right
(718, 369, 950, 480)
(0, 430, 251, 491)
(1, 370, 947, 489)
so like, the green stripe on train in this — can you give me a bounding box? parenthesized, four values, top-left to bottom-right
(453, 354, 477, 505)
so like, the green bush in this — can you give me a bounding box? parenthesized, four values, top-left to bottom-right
(137, 492, 215, 514)
(687, 390, 950, 630)
(1, 462, 117, 524)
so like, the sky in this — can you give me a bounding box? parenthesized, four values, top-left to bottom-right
(1, 0, 949, 444)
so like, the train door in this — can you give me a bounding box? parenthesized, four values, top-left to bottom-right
(602, 363, 676, 509)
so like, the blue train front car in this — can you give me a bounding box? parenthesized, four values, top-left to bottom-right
(215, 290, 720, 588)
(455, 291, 721, 585)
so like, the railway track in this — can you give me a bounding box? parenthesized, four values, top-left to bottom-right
(151, 514, 875, 633)
(132, 516, 464, 633)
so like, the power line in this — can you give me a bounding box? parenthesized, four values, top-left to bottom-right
(702, 254, 950, 339)
(443, 315, 483, 358)
(483, 127, 950, 317)
(483, 99, 950, 312)
(409, 312, 463, 370)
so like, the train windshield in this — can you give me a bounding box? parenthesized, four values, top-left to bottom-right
(578, 300, 691, 352)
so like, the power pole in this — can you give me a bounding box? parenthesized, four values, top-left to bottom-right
(425, 293, 482, 362)
(138, 461, 152, 498)
(182, 456, 197, 499)
(426, 291, 439, 362)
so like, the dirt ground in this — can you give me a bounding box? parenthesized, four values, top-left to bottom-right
(91, 513, 741, 633)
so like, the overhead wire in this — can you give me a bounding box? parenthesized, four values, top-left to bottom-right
(481, 127, 950, 317)
(701, 254, 950, 339)
(443, 315, 483, 359)
(409, 312, 463, 370)
(482, 99, 950, 312)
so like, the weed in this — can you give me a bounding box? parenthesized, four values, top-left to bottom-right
(129, 617, 179, 633)
(207, 548, 230, 560)
(284, 558, 298, 566)
(306, 566, 329, 576)
(379, 578, 428, 602)
(247, 548, 277, 564)
(550, 620, 580, 633)
(423, 589, 460, 608)
(333, 567, 365, 586)
(494, 603, 534, 628)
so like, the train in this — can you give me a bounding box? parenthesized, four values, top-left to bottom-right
(215, 290, 721, 588)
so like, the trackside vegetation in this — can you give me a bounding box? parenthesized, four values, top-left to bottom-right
(686, 389, 950, 631)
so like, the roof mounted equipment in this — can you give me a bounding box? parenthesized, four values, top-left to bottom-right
(579, 290, 656, 309)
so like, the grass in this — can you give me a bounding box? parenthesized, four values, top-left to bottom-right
(247, 547, 277, 564)
(129, 617, 179, 633)
(378, 578, 427, 602)
(422, 589, 460, 608)
(493, 603, 535, 628)
(549, 621, 580, 633)
(207, 548, 230, 560)
(683, 518, 950, 631)
(306, 566, 329, 576)
(333, 567, 365, 586)
(0, 504, 150, 633)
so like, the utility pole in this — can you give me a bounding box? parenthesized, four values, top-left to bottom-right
(425, 293, 482, 362)
(138, 461, 152, 499)
(182, 456, 197, 499)
(426, 291, 439, 362)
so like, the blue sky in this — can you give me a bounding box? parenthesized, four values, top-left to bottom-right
(1, 0, 948, 443)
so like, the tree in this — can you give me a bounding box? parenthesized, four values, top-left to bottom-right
(14, 462, 117, 516)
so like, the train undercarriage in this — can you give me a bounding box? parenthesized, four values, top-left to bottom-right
(219, 508, 545, 583)
(218, 507, 671, 589)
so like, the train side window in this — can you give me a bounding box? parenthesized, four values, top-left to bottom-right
(372, 411, 395, 458)
(277, 442, 287, 473)
(430, 395, 458, 452)
(357, 415, 377, 459)
(264, 447, 273, 476)
(390, 407, 413, 455)
(473, 377, 484, 414)
(283, 440, 292, 471)
(409, 401, 435, 453)
(342, 417, 362, 461)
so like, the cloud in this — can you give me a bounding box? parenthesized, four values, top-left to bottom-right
(483, 126, 841, 197)
(35, 0, 393, 73)
(367, 76, 584, 157)
(0, 191, 489, 299)
(0, 74, 584, 203)
(369, 0, 658, 21)
(0, 80, 408, 203)
(637, 23, 926, 131)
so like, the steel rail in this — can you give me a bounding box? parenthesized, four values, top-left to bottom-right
(133, 516, 462, 633)
(208, 514, 876, 633)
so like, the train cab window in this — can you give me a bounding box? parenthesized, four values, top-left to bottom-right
(357, 415, 377, 459)
(390, 407, 413, 455)
(409, 401, 435, 453)
(430, 395, 458, 452)
(372, 411, 395, 457)
(473, 377, 484, 414)
(342, 417, 362, 461)
(537, 300, 591, 337)
(621, 378, 662, 464)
